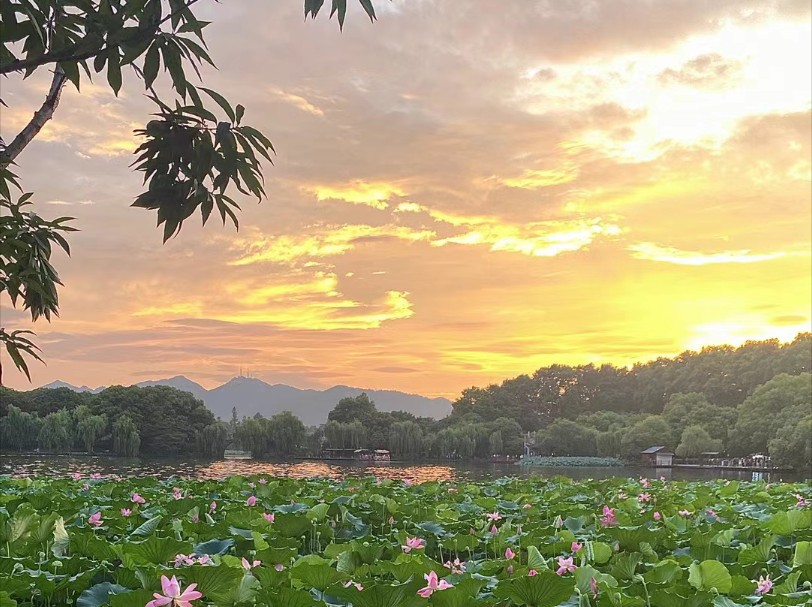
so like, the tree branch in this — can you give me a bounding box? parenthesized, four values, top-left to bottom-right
(0, 66, 67, 168)
(0, 0, 203, 76)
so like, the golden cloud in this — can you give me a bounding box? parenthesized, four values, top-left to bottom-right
(432, 218, 623, 257)
(306, 181, 406, 209)
(496, 164, 579, 190)
(628, 242, 790, 265)
(230, 224, 436, 266)
(269, 87, 325, 116)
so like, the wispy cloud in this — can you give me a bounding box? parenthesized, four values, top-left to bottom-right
(305, 181, 406, 209)
(628, 242, 792, 266)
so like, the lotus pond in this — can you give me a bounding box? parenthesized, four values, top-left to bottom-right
(0, 475, 810, 607)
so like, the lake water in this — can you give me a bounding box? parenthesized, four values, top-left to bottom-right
(0, 454, 804, 483)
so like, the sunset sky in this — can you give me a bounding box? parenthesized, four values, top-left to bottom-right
(1, 0, 810, 398)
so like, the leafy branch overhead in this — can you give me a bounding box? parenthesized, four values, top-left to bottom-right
(0, 0, 379, 383)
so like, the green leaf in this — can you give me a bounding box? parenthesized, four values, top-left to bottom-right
(193, 538, 233, 555)
(688, 560, 732, 594)
(527, 546, 548, 570)
(493, 571, 575, 607)
(51, 516, 69, 557)
(129, 515, 162, 537)
(289, 563, 345, 591)
(107, 53, 122, 96)
(591, 541, 613, 564)
(200, 87, 236, 122)
(77, 583, 129, 607)
(180, 565, 245, 605)
(143, 42, 160, 88)
(123, 536, 192, 566)
(0, 591, 17, 607)
(793, 541, 812, 567)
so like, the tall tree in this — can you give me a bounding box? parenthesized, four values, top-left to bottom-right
(269, 411, 306, 456)
(38, 409, 72, 452)
(112, 414, 140, 456)
(0, 0, 378, 383)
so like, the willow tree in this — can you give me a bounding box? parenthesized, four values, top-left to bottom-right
(77, 413, 107, 454)
(0, 404, 42, 451)
(197, 421, 228, 458)
(38, 409, 72, 452)
(0, 0, 378, 383)
(112, 414, 140, 456)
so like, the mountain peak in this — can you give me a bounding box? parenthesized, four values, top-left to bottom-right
(36, 376, 453, 425)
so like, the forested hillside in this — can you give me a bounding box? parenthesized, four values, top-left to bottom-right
(1, 334, 809, 469)
(444, 333, 811, 468)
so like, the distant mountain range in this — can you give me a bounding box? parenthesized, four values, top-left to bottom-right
(40, 376, 453, 426)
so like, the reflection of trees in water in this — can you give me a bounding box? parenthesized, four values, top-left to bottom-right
(1, 455, 803, 484)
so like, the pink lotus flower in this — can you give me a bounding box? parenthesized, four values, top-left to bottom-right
(389, 516, 395, 525)
(241, 558, 261, 571)
(505, 547, 515, 560)
(121, 508, 132, 517)
(600, 506, 617, 527)
(82, 484, 90, 491)
(445, 558, 465, 574)
(246, 495, 257, 507)
(196, 555, 212, 565)
(258, 478, 268, 484)
(417, 571, 453, 598)
(506, 564, 514, 575)
(571, 542, 583, 552)
(209, 501, 217, 512)
(638, 493, 651, 503)
(248, 482, 255, 489)
(172, 488, 183, 500)
(174, 554, 196, 567)
(590, 576, 599, 597)
(274, 564, 284, 572)
(553, 515, 564, 528)
(88, 512, 102, 527)
(653, 511, 661, 521)
(755, 575, 772, 595)
(263, 512, 275, 523)
(795, 494, 807, 507)
(490, 525, 499, 535)
(617, 491, 627, 500)
(556, 556, 577, 575)
(90, 473, 102, 479)
(641, 477, 651, 488)
(343, 580, 364, 591)
(678, 509, 691, 517)
(402, 536, 426, 553)
(71, 472, 82, 480)
(131, 493, 146, 504)
(522, 503, 532, 509)
(487, 512, 502, 522)
(528, 569, 538, 576)
(403, 478, 413, 486)
(191, 514, 199, 523)
(146, 574, 203, 607)
(448, 487, 457, 493)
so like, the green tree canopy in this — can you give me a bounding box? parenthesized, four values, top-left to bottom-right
(675, 425, 722, 458)
(620, 416, 673, 460)
(729, 373, 812, 456)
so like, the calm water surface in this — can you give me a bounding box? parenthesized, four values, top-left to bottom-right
(0, 454, 804, 483)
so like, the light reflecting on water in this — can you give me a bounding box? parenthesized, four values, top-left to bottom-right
(0, 455, 802, 483)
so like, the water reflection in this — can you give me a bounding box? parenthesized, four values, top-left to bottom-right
(0, 454, 802, 483)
